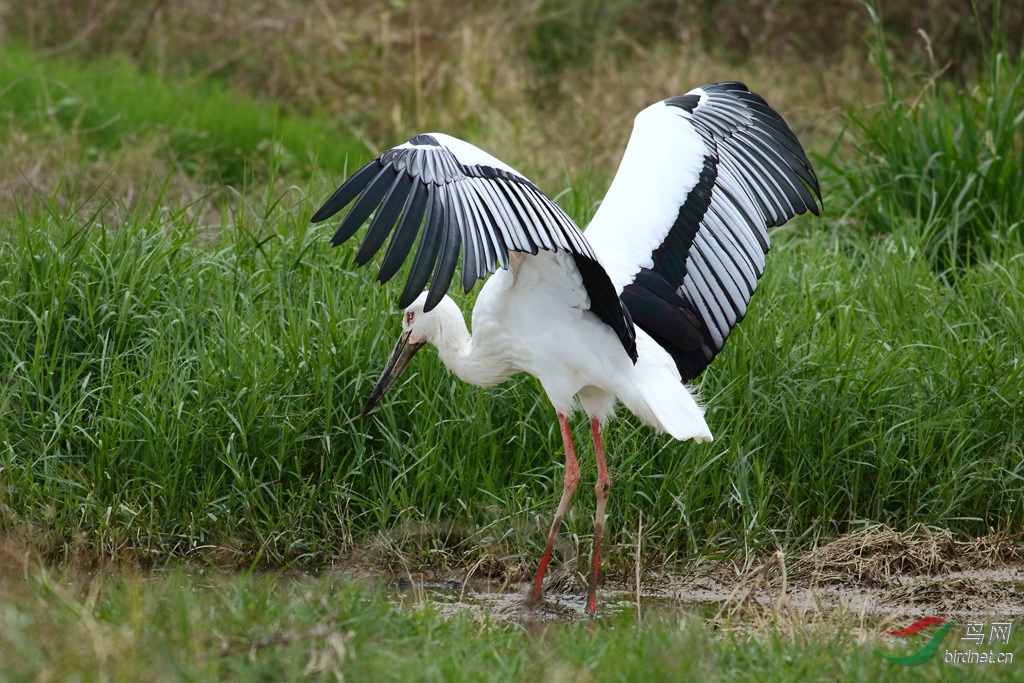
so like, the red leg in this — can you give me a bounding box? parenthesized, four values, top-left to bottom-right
(529, 413, 581, 603)
(587, 416, 609, 616)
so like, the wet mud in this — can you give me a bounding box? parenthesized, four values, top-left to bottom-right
(374, 526, 1024, 625)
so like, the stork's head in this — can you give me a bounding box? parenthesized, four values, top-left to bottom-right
(360, 293, 459, 417)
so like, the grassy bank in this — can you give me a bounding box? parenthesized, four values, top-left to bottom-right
(0, 172, 1020, 571)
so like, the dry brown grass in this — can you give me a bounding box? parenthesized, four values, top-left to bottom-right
(5, 1, 1019, 200)
(708, 550, 881, 645)
(707, 527, 1024, 643)
(8, 1, 535, 137)
(11, 1, 1020, 88)
(0, 0, 906, 193)
(798, 523, 1023, 587)
(15, 0, 1010, 217)
(885, 575, 1023, 612)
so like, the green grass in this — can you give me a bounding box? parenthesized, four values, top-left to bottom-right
(0, 44, 369, 183)
(0, 568, 1018, 682)
(0, 171, 1020, 570)
(829, 4, 1024, 272)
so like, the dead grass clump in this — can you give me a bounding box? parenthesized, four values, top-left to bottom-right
(714, 550, 788, 624)
(710, 550, 876, 644)
(0, 527, 141, 591)
(886, 576, 1023, 611)
(801, 524, 1023, 587)
(0, 531, 35, 590)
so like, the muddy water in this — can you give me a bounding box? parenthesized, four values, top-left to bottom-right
(390, 564, 1024, 624)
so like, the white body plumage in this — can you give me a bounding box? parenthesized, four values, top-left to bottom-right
(408, 257, 713, 441)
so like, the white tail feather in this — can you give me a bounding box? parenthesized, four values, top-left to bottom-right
(623, 335, 713, 442)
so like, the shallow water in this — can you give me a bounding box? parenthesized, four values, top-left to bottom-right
(388, 563, 1024, 624)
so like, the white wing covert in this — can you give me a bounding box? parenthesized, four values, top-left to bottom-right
(585, 81, 821, 380)
(312, 133, 637, 362)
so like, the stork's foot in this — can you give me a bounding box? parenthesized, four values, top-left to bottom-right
(520, 592, 542, 609)
(517, 592, 589, 619)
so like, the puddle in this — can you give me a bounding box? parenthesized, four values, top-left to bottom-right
(380, 562, 1024, 625)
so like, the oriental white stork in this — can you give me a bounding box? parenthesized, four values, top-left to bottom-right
(312, 81, 821, 616)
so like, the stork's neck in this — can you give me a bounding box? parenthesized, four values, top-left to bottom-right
(427, 299, 513, 388)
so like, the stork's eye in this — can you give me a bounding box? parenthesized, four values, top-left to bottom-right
(406, 311, 414, 324)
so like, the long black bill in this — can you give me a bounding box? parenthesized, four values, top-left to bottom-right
(360, 330, 425, 418)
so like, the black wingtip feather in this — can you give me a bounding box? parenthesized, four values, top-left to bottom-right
(330, 165, 398, 247)
(355, 172, 413, 266)
(399, 193, 445, 308)
(425, 219, 461, 311)
(312, 161, 379, 224)
(378, 181, 429, 283)
(316, 135, 641, 360)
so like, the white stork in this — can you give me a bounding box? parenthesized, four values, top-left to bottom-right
(312, 82, 821, 616)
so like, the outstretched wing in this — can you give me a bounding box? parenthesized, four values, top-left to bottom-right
(312, 133, 636, 362)
(585, 81, 821, 380)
